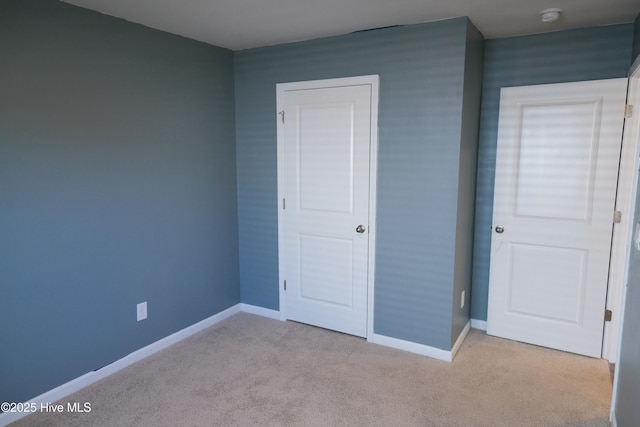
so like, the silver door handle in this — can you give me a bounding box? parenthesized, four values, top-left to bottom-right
(495, 225, 504, 233)
(356, 225, 366, 233)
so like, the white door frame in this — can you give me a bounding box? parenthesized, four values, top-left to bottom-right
(604, 74, 637, 362)
(275, 75, 379, 340)
(610, 61, 640, 423)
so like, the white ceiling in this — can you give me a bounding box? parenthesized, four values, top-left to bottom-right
(62, 0, 638, 51)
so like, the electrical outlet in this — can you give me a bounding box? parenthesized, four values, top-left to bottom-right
(461, 290, 465, 309)
(137, 301, 147, 321)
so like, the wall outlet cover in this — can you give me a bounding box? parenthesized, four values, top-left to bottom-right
(137, 301, 147, 321)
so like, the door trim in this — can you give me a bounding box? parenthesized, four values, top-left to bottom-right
(603, 76, 636, 362)
(610, 62, 640, 422)
(275, 75, 379, 340)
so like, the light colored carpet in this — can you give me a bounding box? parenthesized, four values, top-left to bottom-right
(11, 312, 612, 426)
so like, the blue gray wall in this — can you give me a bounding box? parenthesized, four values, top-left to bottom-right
(0, 0, 239, 404)
(235, 18, 480, 350)
(614, 15, 640, 427)
(451, 22, 484, 343)
(633, 13, 640, 65)
(470, 24, 634, 321)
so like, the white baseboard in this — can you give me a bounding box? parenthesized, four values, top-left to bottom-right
(451, 321, 471, 360)
(239, 303, 281, 320)
(369, 320, 471, 363)
(243, 304, 472, 362)
(370, 333, 452, 361)
(610, 409, 617, 427)
(471, 319, 487, 331)
(0, 304, 241, 427)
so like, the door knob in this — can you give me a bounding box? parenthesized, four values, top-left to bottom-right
(495, 225, 504, 233)
(356, 225, 366, 233)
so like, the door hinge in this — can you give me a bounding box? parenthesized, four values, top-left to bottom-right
(283, 198, 286, 210)
(284, 280, 287, 291)
(605, 309, 612, 322)
(614, 210, 622, 224)
(278, 110, 285, 124)
(625, 104, 633, 119)
(613, 211, 622, 224)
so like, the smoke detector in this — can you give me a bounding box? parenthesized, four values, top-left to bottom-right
(540, 8, 562, 23)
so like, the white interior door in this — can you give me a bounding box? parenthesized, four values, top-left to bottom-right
(487, 78, 628, 357)
(277, 76, 378, 338)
